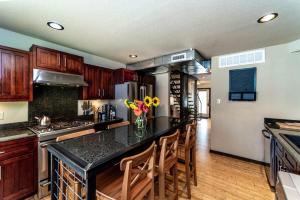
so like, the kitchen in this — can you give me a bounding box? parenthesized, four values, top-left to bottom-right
(0, 1, 300, 200)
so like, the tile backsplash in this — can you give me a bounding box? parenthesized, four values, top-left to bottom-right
(28, 85, 79, 122)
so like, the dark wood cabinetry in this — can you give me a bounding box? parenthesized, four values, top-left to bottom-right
(0, 46, 29, 101)
(81, 64, 114, 100)
(0, 136, 37, 200)
(31, 45, 83, 75)
(114, 68, 138, 84)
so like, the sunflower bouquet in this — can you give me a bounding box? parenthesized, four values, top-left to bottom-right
(124, 96, 160, 128)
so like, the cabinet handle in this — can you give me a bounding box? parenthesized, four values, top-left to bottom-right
(0, 151, 5, 154)
(0, 166, 1, 181)
(98, 89, 100, 97)
(103, 89, 104, 97)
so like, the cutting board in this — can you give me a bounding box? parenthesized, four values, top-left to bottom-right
(276, 122, 300, 132)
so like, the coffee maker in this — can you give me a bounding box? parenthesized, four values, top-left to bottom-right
(100, 104, 116, 121)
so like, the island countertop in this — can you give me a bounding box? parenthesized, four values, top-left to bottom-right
(48, 117, 188, 176)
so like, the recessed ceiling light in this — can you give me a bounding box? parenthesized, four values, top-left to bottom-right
(257, 13, 278, 23)
(129, 54, 138, 58)
(47, 21, 64, 30)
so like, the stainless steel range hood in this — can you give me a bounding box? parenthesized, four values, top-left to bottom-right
(127, 49, 210, 75)
(33, 69, 88, 87)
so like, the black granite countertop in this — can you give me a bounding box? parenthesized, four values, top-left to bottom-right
(265, 118, 300, 163)
(48, 117, 188, 177)
(0, 122, 36, 142)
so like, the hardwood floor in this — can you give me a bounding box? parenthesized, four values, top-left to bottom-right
(28, 119, 274, 200)
(176, 119, 275, 200)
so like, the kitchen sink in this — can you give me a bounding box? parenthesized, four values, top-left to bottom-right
(280, 133, 300, 154)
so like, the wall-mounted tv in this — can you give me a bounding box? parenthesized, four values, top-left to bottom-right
(229, 67, 257, 101)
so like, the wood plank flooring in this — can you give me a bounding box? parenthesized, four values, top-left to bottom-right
(28, 119, 274, 200)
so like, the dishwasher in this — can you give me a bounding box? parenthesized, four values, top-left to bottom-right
(262, 129, 275, 187)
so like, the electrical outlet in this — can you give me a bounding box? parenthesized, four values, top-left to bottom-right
(0, 112, 4, 120)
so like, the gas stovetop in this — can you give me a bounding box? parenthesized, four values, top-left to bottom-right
(29, 120, 95, 141)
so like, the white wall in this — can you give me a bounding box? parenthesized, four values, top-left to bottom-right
(155, 73, 170, 117)
(0, 27, 125, 124)
(211, 42, 300, 162)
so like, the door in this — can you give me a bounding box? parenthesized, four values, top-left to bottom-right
(101, 69, 114, 99)
(0, 49, 29, 100)
(198, 88, 210, 118)
(0, 153, 34, 200)
(62, 54, 83, 75)
(36, 47, 61, 71)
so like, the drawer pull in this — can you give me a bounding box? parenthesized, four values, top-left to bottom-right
(0, 151, 5, 154)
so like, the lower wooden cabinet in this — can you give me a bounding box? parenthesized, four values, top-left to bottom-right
(0, 137, 37, 200)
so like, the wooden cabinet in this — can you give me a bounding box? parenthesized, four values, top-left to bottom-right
(114, 68, 138, 84)
(61, 54, 83, 75)
(31, 45, 83, 75)
(81, 65, 114, 100)
(0, 137, 37, 200)
(101, 69, 114, 99)
(35, 46, 61, 71)
(0, 46, 29, 101)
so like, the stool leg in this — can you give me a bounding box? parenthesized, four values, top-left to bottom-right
(74, 182, 81, 200)
(159, 173, 165, 200)
(173, 165, 178, 200)
(192, 146, 197, 186)
(185, 152, 191, 199)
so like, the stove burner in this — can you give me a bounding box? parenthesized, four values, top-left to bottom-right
(29, 120, 94, 136)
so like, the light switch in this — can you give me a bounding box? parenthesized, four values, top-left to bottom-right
(217, 99, 221, 104)
(0, 112, 4, 120)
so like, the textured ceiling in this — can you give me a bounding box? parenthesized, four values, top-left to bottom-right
(0, 0, 300, 64)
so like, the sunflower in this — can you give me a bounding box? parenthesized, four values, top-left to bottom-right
(129, 103, 138, 110)
(124, 99, 131, 108)
(144, 96, 152, 107)
(152, 97, 160, 107)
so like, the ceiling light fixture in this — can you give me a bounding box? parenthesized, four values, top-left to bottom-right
(47, 21, 64, 30)
(257, 13, 278, 23)
(129, 54, 138, 58)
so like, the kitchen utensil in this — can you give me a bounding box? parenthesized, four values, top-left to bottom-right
(35, 115, 51, 127)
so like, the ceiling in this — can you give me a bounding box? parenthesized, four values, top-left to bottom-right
(0, 0, 300, 64)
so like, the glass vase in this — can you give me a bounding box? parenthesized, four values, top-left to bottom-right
(135, 113, 147, 129)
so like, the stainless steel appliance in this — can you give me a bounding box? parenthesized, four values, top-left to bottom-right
(29, 120, 94, 198)
(115, 82, 138, 123)
(276, 171, 300, 200)
(262, 129, 275, 187)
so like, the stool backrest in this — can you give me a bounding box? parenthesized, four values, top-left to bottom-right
(56, 129, 95, 142)
(185, 122, 196, 150)
(107, 121, 130, 129)
(159, 130, 179, 171)
(120, 142, 156, 200)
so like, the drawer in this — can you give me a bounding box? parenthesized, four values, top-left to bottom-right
(283, 150, 297, 172)
(0, 137, 35, 161)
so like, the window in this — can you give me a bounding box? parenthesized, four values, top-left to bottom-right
(219, 49, 265, 68)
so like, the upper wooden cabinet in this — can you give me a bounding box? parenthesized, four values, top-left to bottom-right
(31, 45, 83, 75)
(62, 54, 83, 75)
(81, 64, 114, 100)
(114, 68, 138, 84)
(0, 46, 29, 101)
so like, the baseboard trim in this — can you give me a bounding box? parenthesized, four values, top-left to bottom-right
(209, 150, 265, 165)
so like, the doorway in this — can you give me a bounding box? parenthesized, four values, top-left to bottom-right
(197, 88, 211, 118)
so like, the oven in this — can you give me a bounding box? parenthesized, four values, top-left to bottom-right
(38, 138, 57, 198)
(262, 129, 275, 187)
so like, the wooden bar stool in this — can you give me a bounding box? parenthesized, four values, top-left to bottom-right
(177, 122, 197, 199)
(107, 121, 130, 129)
(96, 142, 156, 200)
(157, 130, 179, 200)
(56, 128, 95, 200)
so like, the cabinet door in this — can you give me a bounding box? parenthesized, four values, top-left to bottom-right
(0, 49, 29, 100)
(0, 153, 34, 200)
(94, 68, 102, 99)
(62, 54, 83, 75)
(101, 69, 114, 99)
(36, 47, 61, 71)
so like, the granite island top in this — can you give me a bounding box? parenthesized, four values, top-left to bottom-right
(265, 118, 300, 164)
(48, 117, 188, 177)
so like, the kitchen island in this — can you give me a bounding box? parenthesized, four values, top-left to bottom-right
(47, 117, 189, 200)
